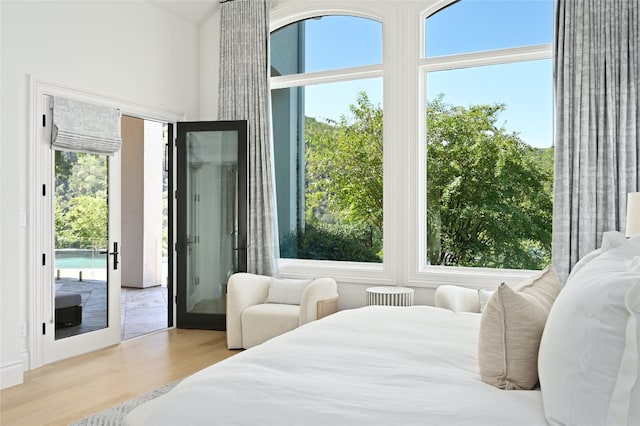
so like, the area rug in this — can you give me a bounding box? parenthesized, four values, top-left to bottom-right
(70, 380, 180, 426)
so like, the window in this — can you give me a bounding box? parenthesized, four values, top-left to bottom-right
(271, 15, 383, 262)
(423, 0, 553, 270)
(425, 0, 553, 57)
(269, 0, 554, 286)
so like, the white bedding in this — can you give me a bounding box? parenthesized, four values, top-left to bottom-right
(125, 306, 546, 425)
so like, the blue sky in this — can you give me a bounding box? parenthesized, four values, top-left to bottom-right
(292, 1, 553, 148)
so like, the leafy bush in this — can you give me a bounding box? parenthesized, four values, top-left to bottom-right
(280, 222, 381, 262)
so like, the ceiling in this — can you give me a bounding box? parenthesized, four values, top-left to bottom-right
(146, 0, 220, 25)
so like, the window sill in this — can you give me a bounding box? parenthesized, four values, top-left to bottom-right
(409, 265, 541, 290)
(277, 258, 541, 290)
(277, 258, 391, 285)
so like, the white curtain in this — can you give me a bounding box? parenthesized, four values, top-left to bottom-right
(553, 0, 639, 281)
(51, 96, 121, 155)
(218, 0, 278, 276)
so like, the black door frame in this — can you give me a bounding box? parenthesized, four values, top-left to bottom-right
(167, 123, 174, 328)
(175, 120, 248, 330)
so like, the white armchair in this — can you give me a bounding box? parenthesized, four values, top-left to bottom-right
(226, 273, 338, 349)
(434, 285, 482, 313)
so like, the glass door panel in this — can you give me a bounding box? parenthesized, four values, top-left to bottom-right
(45, 148, 121, 364)
(177, 121, 247, 330)
(54, 151, 109, 339)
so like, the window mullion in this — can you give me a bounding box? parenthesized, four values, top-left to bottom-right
(270, 64, 383, 90)
(419, 43, 552, 72)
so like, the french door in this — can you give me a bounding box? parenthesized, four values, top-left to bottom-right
(41, 97, 121, 363)
(176, 121, 247, 330)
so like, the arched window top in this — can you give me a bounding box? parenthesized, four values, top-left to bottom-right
(425, 0, 553, 57)
(271, 15, 382, 76)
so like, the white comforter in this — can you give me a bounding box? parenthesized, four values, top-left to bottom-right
(125, 306, 546, 425)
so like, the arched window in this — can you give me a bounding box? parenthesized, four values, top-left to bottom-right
(270, 15, 384, 263)
(422, 0, 553, 270)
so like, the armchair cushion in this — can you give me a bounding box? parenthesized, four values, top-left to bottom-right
(265, 278, 313, 305)
(241, 304, 300, 349)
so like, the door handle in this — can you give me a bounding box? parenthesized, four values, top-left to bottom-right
(109, 242, 119, 270)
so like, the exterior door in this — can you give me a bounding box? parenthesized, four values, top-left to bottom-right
(176, 121, 247, 330)
(32, 82, 184, 369)
(44, 148, 121, 363)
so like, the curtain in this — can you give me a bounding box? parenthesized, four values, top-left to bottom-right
(553, 0, 639, 281)
(218, 0, 278, 276)
(51, 96, 122, 155)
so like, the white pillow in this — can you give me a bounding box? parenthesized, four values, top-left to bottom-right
(566, 231, 627, 283)
(608, 277, 640, 424)
(601, 230, 629, 251)
(538, 236, 640, 426)
(477, 289, 494, 313)
(265, 278, 313, 305)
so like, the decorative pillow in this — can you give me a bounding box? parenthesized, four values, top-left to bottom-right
(478, 266, 560, 390)
(538, 237, 640, 426)
(265, 278, 313, 305)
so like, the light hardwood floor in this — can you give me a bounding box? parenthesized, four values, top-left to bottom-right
(0, 328, 239, 426)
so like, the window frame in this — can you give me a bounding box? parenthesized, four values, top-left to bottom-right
(271, 4, 395, 286)
(270, 0, 553, 290)
(411, 1, 553, 288)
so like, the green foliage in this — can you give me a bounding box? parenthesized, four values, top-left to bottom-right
(426, 95, 553, 269)
(305, 93, 383, 230)
(300, 92, 553, 269)
(296, 93, 384, 262)
(64, 196, 108, 248)
(55, 152, 108, 249)
(280, 222, 380, 262)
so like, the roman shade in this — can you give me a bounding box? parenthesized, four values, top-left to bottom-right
(51, 96, 122, 155)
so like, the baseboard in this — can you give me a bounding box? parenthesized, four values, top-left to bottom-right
(20, 349, 30, 372)
(0, 360, 24, 389)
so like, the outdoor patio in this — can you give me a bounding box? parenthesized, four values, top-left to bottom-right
(55, 277, 168, 341)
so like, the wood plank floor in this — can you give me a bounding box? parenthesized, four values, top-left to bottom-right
(0, 329, 239, 426)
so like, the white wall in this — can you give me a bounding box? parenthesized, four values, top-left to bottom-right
(199, 8, 221, 120)
(121, 116, 145, 287)
(0, 0, 200, 388)
(143, 120, 164, 287)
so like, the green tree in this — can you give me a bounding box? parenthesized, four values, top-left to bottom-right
(298, 92, 383, 260)
(426, 95, 552, 269)
(306, 92, 383, 231)
(64, 195, 108, 249)
(302, 93, 552, 269)
(54, 151, 108, 249)
(304, 117, 342, 225)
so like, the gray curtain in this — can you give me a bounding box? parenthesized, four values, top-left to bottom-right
(218, 0, 278, 276)
(553, 0, 639, 281)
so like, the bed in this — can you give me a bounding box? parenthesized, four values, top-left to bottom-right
(125, 235, 639, 426)
(125, 305, 546, 425)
